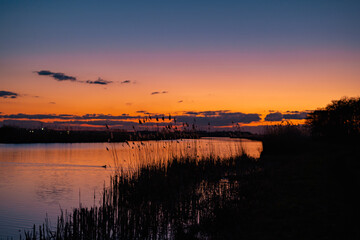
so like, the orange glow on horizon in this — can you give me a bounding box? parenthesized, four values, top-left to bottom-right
(1, 49, 359, 124)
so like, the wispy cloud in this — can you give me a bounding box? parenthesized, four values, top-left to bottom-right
(178, 110, 261, 126)
(0, 113, 137, 120)
(85, 78, 112, 85)
(36, 70, 76, 81)
(121, 80, 131, 84)
(178, 100, 183, 103)
(0, 90, 18, 99)
(136, 110, 151, 114)
(36, 70, 53, 76)
(151, 91, 168, 95)
(35, 70, 112, 86)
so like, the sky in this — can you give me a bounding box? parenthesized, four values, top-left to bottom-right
(1, 0, 360, 131)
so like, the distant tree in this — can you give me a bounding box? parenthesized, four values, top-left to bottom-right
(306, 97, 360, 137)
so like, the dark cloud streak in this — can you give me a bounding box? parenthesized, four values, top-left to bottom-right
(35, 70, 112, 85)
(0, 113, 137, 120)
(85, 78, 112, 85)
(151, 91, 168, 95)
(36, 70, 76, 81)
(178, 110, 261, 126)
(0, 90, 18, 99)
(265, 111, 309, 121)
(283, 112, 308, 120)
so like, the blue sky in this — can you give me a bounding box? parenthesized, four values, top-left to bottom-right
(1, 0, 360, 56)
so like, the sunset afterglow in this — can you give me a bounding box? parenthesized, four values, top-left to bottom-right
(1, 1, 359, 131)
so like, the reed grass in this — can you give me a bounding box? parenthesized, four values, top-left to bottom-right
(24, 151, 261, 239)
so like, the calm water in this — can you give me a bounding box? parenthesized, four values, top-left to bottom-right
(0, 137, 262, 238)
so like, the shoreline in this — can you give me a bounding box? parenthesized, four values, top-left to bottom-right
(0, 127, 257, 144)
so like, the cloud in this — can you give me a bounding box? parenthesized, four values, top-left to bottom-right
(1, 110, 308, 129)
(36, 70, 76, 81)
(151, 91, 168, 95)
(49, 102, 56, 104)
(86, 78, 112, 85)
(0, 110, 265, 132)
(136, 110, 151, 114)
(0, 90, 18, 99)
(1, 120, 45, 129)
(121, 80, 131, 84)
(264, 111, 309, 121)
(36, 70, 53, 76)
(0, 113, 73, 120)
(264, 112, 283, 121)
(283, 112, 308, 120)
(1, 110, 261, 125)
(0, 113, 140, 120)
(177, 110, 261, 126)
(35, 70, 111, 85)
(52, 73, 76, 81)
(184, 111, 199, 115)
(178, 100, 183, 103)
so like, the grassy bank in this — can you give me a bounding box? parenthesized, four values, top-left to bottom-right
(24, 138, 360, 239)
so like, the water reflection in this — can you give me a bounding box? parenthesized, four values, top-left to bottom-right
(35, 171, 74, 205)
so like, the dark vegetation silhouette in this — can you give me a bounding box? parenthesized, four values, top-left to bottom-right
(261, 120, 309, 154)
(261, 97, 360, 153)
(306, 97, 360, 138)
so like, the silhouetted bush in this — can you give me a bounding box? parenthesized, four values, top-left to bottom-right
(306, 97, 360, 138)
(262, 121, 309, 154)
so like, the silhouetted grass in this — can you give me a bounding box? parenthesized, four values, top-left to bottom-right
(24, 153, 263, 239)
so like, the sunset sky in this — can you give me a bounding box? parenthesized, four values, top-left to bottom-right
(1, 0, 360, 131)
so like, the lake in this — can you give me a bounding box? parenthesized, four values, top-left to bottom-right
(0, 137, 262, 238)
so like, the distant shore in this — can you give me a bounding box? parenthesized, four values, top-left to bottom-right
(0, 126, 256, 144)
